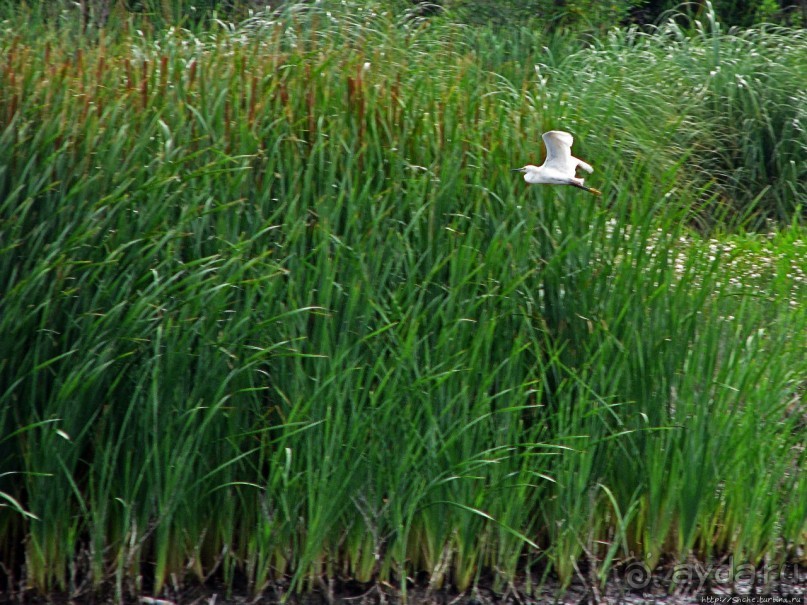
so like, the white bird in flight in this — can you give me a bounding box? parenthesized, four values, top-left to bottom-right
(513, 131, 601, 195)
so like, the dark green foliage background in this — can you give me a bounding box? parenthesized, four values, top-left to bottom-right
(5, 0, 807, 29)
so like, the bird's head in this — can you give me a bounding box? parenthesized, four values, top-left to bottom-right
(512, 165, 541, 175)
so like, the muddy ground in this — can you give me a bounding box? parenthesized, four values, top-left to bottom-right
(12, 564, 806, 605)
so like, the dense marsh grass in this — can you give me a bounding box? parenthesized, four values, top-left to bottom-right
(0, 2, 805, 599)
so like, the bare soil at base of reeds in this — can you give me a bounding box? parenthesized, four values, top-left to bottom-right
(11, 563, 807, 605)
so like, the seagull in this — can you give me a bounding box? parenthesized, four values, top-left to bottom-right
(513, 131, 601, 195)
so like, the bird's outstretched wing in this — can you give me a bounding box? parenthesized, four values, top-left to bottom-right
(542, 131, 575, 172)
(576, 159, 594, 173)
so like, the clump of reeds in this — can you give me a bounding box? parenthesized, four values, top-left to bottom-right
(0, 2, 804, 600)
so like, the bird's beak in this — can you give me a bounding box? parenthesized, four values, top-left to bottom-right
(511, 168, 525, 173)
